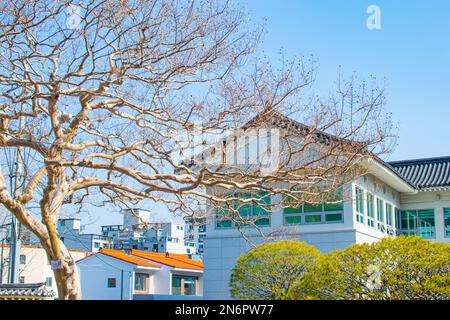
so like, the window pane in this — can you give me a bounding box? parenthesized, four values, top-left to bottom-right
(183, 276, 197, 296)
(45, 277, 53, 287)
(325, 213, 342, 222)
(216, 206, 233, 228)
(172, 275, 182, 295)
(323, 187, 344, 211)
(284, 215, 301, 224)
(134, 273, 147, 291)
(445, 208, 450, 236)
(367, 194, 374, 218)
(355, 187, 365, 214)
(304, 203, 322, 213)
(283, 196, 302, 214)
(377, 199, 385, 222)
(305, 215, 322, 223)
(107, 278, 116, 288)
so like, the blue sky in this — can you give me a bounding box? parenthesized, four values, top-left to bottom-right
(80, 0, 450, 232)
(246, 0, 450, 161)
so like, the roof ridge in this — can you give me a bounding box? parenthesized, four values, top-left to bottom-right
(389, 156, 450, 166)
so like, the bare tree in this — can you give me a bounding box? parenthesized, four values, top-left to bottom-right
(0, 0, 395, 299)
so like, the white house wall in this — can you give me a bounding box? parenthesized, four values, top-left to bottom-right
(77, 255, 134, 300)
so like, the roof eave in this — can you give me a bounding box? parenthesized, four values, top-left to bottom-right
(366, 158, 417, 194)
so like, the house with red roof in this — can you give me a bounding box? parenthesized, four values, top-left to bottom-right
(76, 248, 203, 300)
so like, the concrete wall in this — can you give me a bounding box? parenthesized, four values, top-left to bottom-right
(77, 254, 135, 300)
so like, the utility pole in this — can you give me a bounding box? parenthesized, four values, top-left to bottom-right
(7, 116, 24, 284)
(0, 237, 5, 283)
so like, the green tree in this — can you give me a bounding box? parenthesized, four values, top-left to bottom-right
(290, 236, 450, 300)
(230, 240, 321, 300)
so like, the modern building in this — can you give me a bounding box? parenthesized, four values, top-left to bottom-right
(185, 217, 207, 257)
(102, 209, 195, 255)
(77, 248, 203, 300)
(199, 113, 450, 299)
(57, 218, 112, 252)
(0, 244, 87, 299)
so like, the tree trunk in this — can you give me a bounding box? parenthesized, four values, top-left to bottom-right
(52, 244, 82, 300)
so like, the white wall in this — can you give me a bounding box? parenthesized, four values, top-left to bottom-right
(77, 254, 134, 300)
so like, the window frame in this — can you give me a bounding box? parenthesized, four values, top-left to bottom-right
(367, 193, 375, 228)
(376, 198, 385, 233)
(45, 277, 53, 287)
(399, 209, 436, 239)
(355, 186, 365, 224)
(134, 273, 148, 292)
(444, 208, 450, 238)
(107, 277, 116, 288)
(215, 193, 271, 229)
(283, 188, 344, 226)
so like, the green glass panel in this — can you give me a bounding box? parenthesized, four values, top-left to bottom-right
(377, 199, 385, 222)
(216, 205, 233, 228)
(325, 213, 342, 222)
(367, 194, 374, 218)
(283, 195, 303, 214)
(284, 215, 301, 224)
(324, 202, 343, 211)
(445, 208, 450, 236)
(253, 192, 270, 217)
(305, 215, 322, 223)
(323, 187, 344, 211)
(304, 203, 322, 213)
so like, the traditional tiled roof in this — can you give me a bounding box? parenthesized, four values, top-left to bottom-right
(389, 156, 450, 190)
(130, 250, 203, 270)
(99, 248, 160, 268)
(0, 283, 56, 299)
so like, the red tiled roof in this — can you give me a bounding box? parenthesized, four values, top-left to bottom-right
(130, 250, 203, 270)
(100, 249, 160, 268)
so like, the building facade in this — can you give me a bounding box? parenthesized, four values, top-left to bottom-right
(77, 248, 203, 300)
(102, 209, 196, 255)
(57, 218, 112, 252)
(0, 244, 87, 298)
(198, 113, 450, 299)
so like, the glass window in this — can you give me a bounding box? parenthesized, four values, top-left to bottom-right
(216, 193, 270, 228)
(216, 204, 233, 228)
(45, 277, 53, 287)
(400, 209, 435, 238)
(324, 187, 344, 211)
(367, 194, 375, 227)
(134, 273, 148, 292)
(325, 213, 343, 222)
(172, 275, 182, 295)
(94, 242, 100, 248)
(445, 208, 450, 237)
(304, 203, 322, 213)
(386, 204, 394, 226)
(19, 276, 25, 284)
(284, 215, 301, 224)
(377, 198, 385, 232)
(171, 275, 197, 296)
(183, 276, 197, 296)
(305, 215, 322, 223)
(19, 254, 26, 265)
(355, 187, 365, 223)
(107, 278, 116, 288)
(284, 188, 344, 225)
